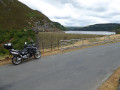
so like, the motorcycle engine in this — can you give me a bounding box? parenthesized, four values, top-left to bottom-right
(22, 55, 28, 59)
(22, 52, 30, 59)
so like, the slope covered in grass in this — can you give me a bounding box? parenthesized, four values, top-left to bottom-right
(0, 0, 66, 31)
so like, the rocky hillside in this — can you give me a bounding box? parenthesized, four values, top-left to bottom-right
(0, 0, 66, 31)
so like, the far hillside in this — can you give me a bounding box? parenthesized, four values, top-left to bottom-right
(66, 23, 120, 33)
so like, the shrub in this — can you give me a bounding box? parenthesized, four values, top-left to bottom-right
(0, 29, 36, 56)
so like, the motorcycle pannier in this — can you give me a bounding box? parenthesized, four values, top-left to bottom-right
(4, 43, 13, 50)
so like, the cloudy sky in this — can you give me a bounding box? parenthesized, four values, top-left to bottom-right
(19, 0, 120, 26)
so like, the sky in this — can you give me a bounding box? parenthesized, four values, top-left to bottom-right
(19, 0, 120, 27)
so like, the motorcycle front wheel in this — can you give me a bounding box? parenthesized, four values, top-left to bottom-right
(12, 56, 22, 65)
(34, 51, 41, 59)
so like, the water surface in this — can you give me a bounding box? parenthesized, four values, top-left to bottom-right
(65, 31, 116, 35)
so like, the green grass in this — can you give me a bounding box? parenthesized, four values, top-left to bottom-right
(38, 32, 103, 49)
(0, 29, 36, 56)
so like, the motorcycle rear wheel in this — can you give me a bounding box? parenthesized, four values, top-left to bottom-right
(34, 51, 41, 59)
(12, 56, 22, 65)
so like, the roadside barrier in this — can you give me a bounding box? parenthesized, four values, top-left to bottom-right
(1, 35, 120, 62)
(59, 36, 120, 50)
(36, 35, 120, 52)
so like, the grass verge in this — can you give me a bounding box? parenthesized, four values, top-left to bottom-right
(98, 67, 120, 90)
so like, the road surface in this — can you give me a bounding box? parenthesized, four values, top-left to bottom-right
(0, 42, 120, 90)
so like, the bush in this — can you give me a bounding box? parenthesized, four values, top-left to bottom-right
(0, 48, 9, 56)
(0, 29, 36, 56)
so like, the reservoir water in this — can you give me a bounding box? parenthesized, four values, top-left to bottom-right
(65, 31, 116, 35)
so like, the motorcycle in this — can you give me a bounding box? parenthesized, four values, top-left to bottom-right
(4, 42, 41, 65)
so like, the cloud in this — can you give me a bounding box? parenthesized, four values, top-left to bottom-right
(19, 0, 120, 26)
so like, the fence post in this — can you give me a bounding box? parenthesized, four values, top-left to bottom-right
(51, 41, 52, 51)
(59, 40, 61, 50)
(95, 37, 98, 44)
(79, 39, 81, 47)
(36, 32, 40, 49)
(73, 40, 74, 47)
(115, 37, 117, 42)
(82, 39, 84, 46)
(114, 37, 116, 42)
(58, 40, 59, 50)
(94, 37, 96, 44)
(103, 37, 106, 43)
(59, 40, 62, 50)
(90, 38, 92, 45)
(109, 36, 110, 42)
(42, 42, 44, 53)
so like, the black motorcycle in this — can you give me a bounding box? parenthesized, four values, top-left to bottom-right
(4, 42, 41, 65)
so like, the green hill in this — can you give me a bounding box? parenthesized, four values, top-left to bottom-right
(67, 23, 120, 32)
(0, 0, 66, 31)
(0, 0, 67, 56)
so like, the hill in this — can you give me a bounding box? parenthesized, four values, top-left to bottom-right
(67, 23, 120, 32)
(0, 0, 66, 31)
(0, 0, 67, 56)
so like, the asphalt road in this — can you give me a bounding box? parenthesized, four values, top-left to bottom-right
(0, 43, 120, 90)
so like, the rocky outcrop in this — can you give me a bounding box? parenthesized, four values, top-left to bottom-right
(32, 20, 61, 32)
(26, 17, 61, 32)
(0, 0, 6, 7)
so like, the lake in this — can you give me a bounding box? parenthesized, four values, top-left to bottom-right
(65, 31, 116, 35)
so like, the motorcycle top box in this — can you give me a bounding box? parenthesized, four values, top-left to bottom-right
(4, 43, 13, 50)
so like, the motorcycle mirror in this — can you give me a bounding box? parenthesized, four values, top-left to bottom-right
(8, 43, 12, 46)
(25, 42, 27, 45)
